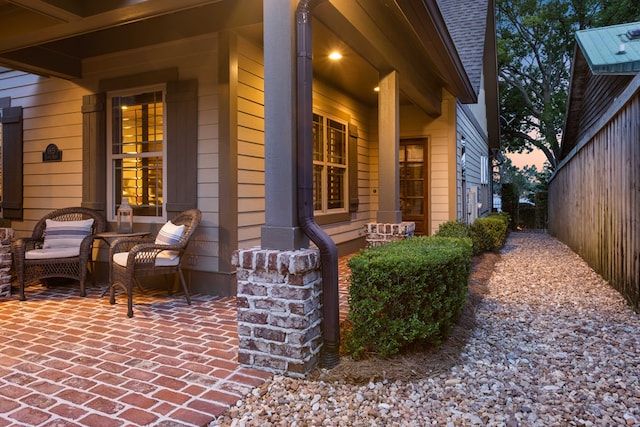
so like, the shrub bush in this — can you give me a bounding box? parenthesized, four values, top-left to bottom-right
(488, 211, 510, 227)
(469, 221, 492, 254)
(434, 220, 470, 239)
(518, 203, 536, 229)
(436, 219, 506, 255)
(501, 183, 518, 228)
(345, 236, 472, 359)
(474, 216, 508, 250)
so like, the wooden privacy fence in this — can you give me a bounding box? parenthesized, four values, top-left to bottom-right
(548, 75, 640, 307)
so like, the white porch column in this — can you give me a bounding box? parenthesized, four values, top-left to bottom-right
(377, 70, 402, 223)
(261, 0, 308, 250)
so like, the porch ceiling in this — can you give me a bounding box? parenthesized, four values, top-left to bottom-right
(0, 0, 472, 118)
(315, 0, 476, 116)
(0, 0, 262, 78)
(312, 20, 381, 107)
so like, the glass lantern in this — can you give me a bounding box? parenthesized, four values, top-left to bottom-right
(116, 197, 133, 233)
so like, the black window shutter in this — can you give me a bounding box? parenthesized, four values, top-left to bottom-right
(166, 80, 198, 218)
(348, 123, 359, 213)
(1, 106, 23, 220)
(81, 93, 106, 213)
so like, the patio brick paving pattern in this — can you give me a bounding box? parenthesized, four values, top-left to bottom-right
(0, 283, 273, 426)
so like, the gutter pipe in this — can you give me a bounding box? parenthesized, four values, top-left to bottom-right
(295, 0, 340, 369)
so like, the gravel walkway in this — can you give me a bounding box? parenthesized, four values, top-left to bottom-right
(212, 232, 640, 426)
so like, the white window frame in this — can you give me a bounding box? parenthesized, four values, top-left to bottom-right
(480, 155, 489, 184)
(106, 84, 167, 223)
(313, 112, 349, 215)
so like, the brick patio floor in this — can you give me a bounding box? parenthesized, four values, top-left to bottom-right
(0, 255, 354, 426)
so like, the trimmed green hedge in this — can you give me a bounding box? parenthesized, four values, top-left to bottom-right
(488, 211, 510, 227)
(469, 221, 492, 254)
(345, 236, 472, 359)
(435, 215, 509, 255)
(434, 220, 469, 239)
(474, 216, 508, 251)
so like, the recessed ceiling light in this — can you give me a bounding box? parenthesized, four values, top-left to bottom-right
(328, 51, 342, 60)
(374, 86, 380, 92)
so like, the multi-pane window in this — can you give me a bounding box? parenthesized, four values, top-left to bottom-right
(109, 88, 165, 218)
(313, 113, 347, 213)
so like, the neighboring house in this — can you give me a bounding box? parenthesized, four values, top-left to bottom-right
(0, 0, 499, 298)
(438, 0, 500, 224)
(549, 21, 640, 306)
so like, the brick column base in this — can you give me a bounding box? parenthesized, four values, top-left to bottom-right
(0, 228, 14, 298)
(232, 247, 322, 378)
(364, 222, 415, 247)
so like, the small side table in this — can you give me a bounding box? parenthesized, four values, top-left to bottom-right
(95, 231, 151, 241)
(95, 231, 151, 296)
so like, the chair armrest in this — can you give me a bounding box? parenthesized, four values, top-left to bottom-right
(76, 234, 100, 263)
(12, 237, 43, 257)
(123, 242, 184, 269)
(110, 237, 155, 257)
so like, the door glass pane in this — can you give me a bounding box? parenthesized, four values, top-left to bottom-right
(406, 144, 423, 161)
(404, 180, 423, 196)
(401, 198, 423, 216)
(399, 140, 426, 233)
(406, 163, 423, 179)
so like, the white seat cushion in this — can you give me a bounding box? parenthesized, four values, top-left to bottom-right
(113, 251, 180, 267)
(25, 247, 80, 260)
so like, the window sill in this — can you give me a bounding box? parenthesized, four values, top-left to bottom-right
(315, 212, 350, 225)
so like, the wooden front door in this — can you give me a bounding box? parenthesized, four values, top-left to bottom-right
(400, 139, 428, 235)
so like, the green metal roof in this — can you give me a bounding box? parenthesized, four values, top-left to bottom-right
(576, 21, 640, 75)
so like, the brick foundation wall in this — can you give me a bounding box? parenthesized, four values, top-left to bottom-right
(364, 222, 415, 247)
(0, 228, 14, 298)
(232, 247, 323, 378)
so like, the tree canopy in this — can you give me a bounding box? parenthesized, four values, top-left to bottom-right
(497, 0, 640, 170)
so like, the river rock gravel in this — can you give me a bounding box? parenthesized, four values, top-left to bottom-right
(211, 232, 640, 426)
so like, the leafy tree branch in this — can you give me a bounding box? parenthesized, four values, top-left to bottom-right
(497, 0, 640, 170)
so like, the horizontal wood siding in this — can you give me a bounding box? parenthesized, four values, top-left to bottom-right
(400, 91, 457, 235)
(457, 102, 491, 219)
(549, 83, 640, 306)
(2, 34, 223, 273)
(312, 80, 373, 248)
(0, 69, 88, 236)
(577, 74, 631, 144)
(85, 34, 221, 272)
(236, 37, 265, 248)
(234, 40, 375, 251)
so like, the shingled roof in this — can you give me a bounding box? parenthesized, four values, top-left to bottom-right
(437, 0, 490, 95)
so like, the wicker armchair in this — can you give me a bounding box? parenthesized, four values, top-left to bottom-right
(109, 209, 201, 317)
(12, 207, 107, 300)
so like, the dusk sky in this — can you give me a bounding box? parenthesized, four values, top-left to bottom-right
(507, 147, 548, 170)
